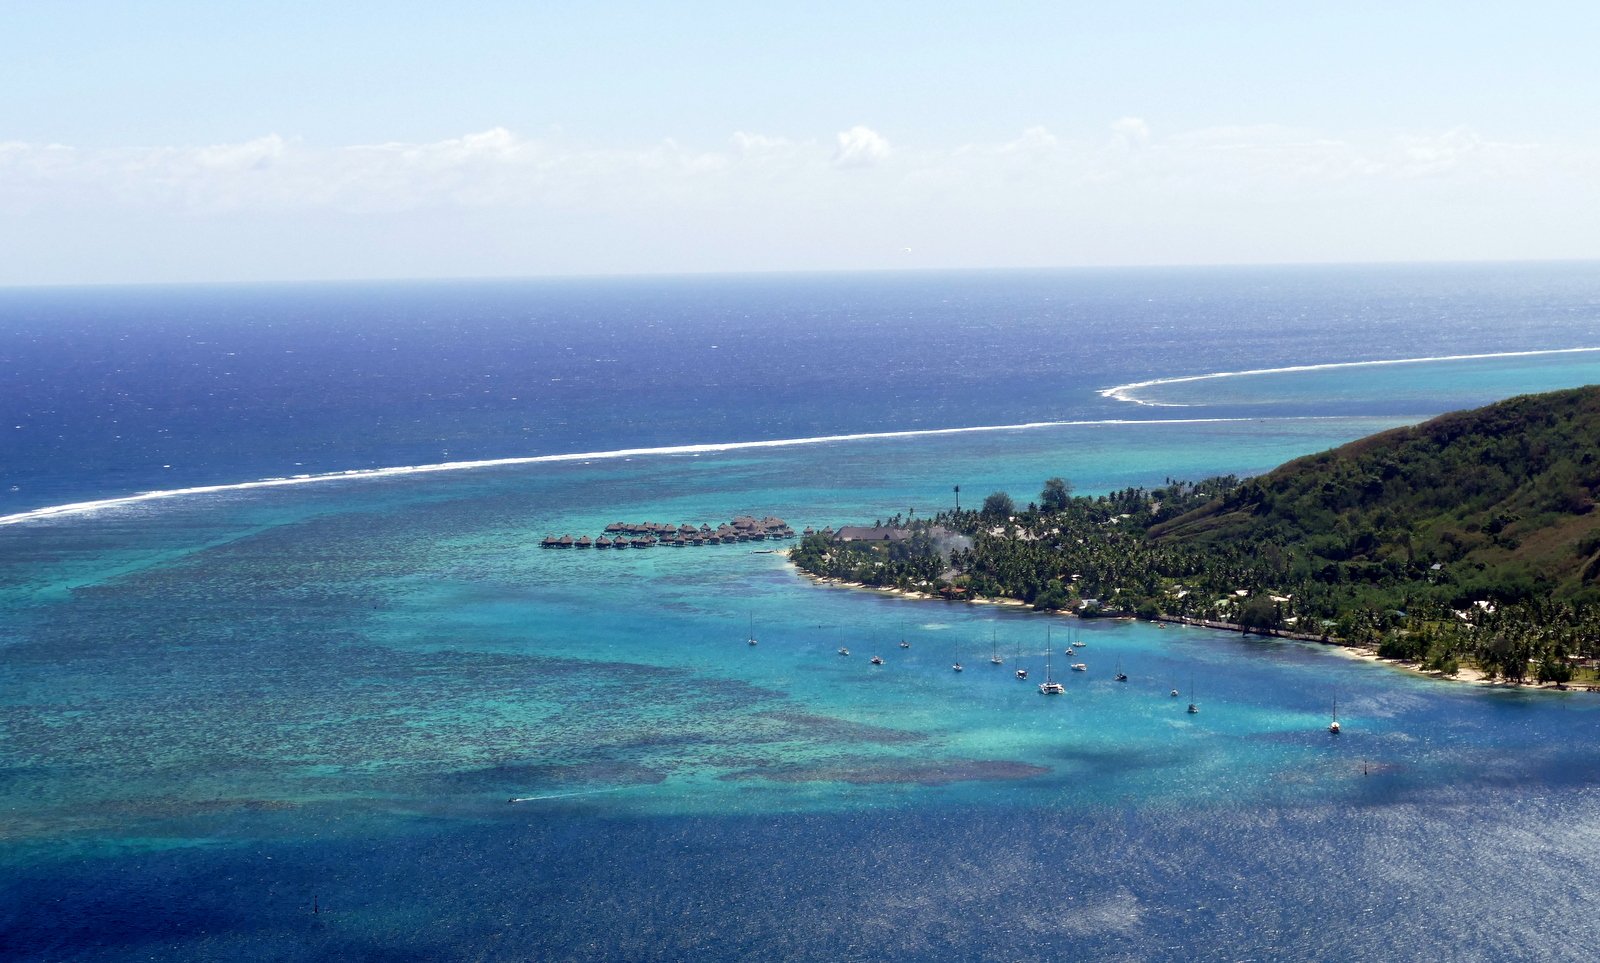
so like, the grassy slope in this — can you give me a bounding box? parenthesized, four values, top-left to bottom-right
(1150, 385, 1600, 605)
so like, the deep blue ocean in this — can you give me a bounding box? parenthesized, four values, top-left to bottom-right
(6, 263, 1600, 961)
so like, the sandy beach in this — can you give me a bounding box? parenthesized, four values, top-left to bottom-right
(789, 559, 1593, 693)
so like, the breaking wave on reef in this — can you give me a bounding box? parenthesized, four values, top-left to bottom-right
(0, 416, 1280, 526)
(1099, 347, 1600, 407)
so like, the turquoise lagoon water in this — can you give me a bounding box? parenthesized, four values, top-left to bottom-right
(10, 267, 1600, 960)
(11, 415, 1600, 960)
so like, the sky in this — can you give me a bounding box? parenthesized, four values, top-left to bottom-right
(2, 0, 1598, 285)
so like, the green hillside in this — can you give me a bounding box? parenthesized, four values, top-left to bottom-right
(793, 385, 1600, 684)
(1152, 384, 1600, 606)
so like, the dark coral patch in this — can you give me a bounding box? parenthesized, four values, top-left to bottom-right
(755, 711, 928, 745)
(719, 758, 1048, 786)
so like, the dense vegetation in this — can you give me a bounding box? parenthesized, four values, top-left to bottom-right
(792, 385, 1600, 684)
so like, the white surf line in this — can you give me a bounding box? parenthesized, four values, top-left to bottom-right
(508, 787, 632, 803)
(1099, 347, 1600, 407)
(1, 415, 1324, 527)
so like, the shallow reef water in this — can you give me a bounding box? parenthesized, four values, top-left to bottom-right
(10, 266, 1600, 959)
(10, 421, 1600, 961)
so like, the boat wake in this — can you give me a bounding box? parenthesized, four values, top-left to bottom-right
(1099, 347, 1600, 407)
(0, 415, 1339, 527)
(508, 787, 631, 803)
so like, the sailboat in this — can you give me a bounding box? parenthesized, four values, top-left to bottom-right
(747, 613, 758, 646)
(1327, 697, 1341, 734)
(900, 621, 910, 649)
(1039, 628, 1065, 694)
(1186, 675, 1199, 714)
(1170, 678, 1180, 697)
(1115, 657, 1127, 682)
(952, 636, 963, 672)
(1015, 635, 1028, 680)
(990, 629, 1003, 665)
(1071, 626, 1086, 648)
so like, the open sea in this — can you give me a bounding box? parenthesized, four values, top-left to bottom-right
(6, 262, 1600, 961)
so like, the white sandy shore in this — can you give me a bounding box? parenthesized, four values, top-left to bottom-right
(790, 560, 1593, 693)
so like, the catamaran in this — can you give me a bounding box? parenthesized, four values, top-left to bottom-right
(1187, 675, 1199, 714)
(990, 629, 1003, 665)
(1039, 628, 1064, 695)
(747, 613, 758, 646)
(1327, 697, 1341, 734)
(1015, 635, 1027, 680)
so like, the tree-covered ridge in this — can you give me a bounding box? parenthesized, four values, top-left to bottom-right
(1155, 384, 1600, 604)
(792, 386, 1600, 684)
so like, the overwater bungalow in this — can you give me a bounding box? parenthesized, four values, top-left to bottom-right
(541, 535, 559, 548)
(560, 514, 811, 557)
(802, 526, 816, 536)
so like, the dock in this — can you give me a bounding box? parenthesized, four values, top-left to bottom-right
(542, 515, 797, 549)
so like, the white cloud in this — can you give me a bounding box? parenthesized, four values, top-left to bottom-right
(0, 121, 1595, 282)
(730, 132, 793, 154)
(1109, 117, 1150, 150)
(0, 123, 1574, 217)
(832, 125, 891, 168)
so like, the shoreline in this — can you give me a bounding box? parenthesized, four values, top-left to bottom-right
(790, 562, 1593, 694)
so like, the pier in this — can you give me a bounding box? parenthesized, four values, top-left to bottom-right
(542, 515, 796, 549)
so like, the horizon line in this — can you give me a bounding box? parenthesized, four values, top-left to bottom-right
(4, 257, 1599, 293)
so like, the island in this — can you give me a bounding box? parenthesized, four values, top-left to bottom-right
(792, 384, 1600, 687)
